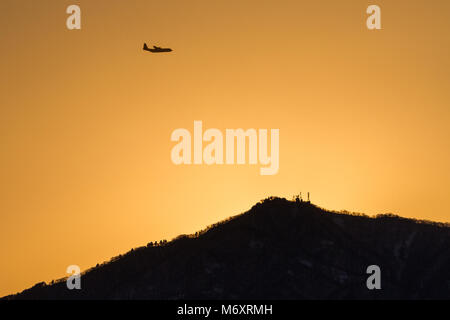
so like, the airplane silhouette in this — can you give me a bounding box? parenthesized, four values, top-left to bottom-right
(143, 43, 173, 53)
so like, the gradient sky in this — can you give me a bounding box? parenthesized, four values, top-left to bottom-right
(1, 0, 449, 297)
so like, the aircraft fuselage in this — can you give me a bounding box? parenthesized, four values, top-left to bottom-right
(147, 48, 172, 53)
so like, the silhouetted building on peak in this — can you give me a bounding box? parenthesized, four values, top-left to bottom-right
(295, 192, 311, 204)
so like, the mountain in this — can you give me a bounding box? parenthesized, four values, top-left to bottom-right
(3, 197, 450, 300)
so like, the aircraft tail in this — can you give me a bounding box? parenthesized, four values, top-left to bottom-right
(143, 43, 149, 50)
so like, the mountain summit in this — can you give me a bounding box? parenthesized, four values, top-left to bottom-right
(4, 197, 450, 299)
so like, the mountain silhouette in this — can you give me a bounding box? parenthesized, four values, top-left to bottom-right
(3, 197, 450, 300)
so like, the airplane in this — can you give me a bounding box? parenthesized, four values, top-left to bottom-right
(143, 43, 173, 53)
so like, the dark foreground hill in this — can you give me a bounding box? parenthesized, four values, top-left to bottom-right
(4, 197, 450, 300)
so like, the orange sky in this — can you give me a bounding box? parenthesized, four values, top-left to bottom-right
(1, 0, 449, 297)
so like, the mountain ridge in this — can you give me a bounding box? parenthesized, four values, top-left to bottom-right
(3, 197, 450, 300)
